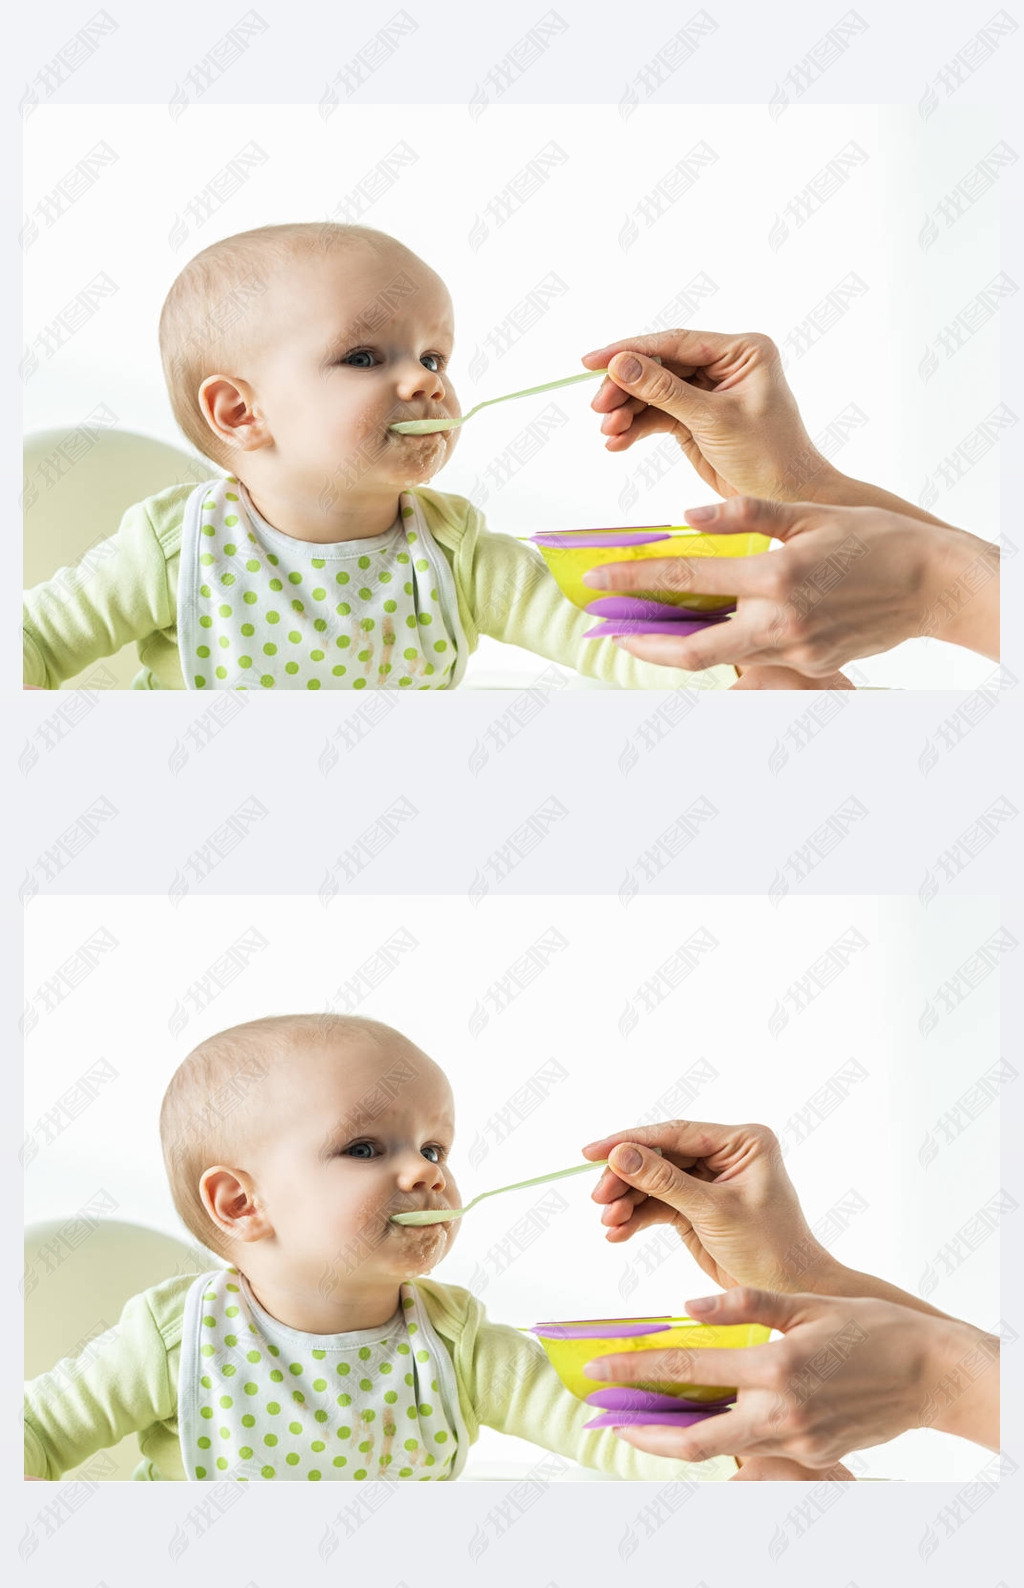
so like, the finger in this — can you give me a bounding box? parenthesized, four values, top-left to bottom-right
(596, 352, 712, 429)
(583, 553, 775, 601)
(596, 1141, 723, 1222)
(614, 1409, 766, 1463)
(600, 1198, 679, 1243)
(600, 409, 680, 453)
(600, 396, 648, 434)
(613, 614, 771, 672)
(581, 329, 736, 371)
(583, 1341, 785, 1390)
(686, 1287, 815, 1333)
(582, 1124, 718, 1162)
(683, 495, 808, 542)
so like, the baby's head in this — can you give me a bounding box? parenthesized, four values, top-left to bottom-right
(159, 224, 460, 509)
(160, 1013, 461, 1299)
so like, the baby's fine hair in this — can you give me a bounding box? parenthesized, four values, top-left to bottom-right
(158, 222, 400, 470)
(159, 1011, 405, 1258)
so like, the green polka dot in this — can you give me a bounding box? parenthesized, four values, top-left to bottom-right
(434, 640, 448, 653)
(244, 1382, 258, 1396)
(202, 525, 215, 537)
(336, 570, 349, 584)
(337, 1362, 350, 1375)
(336, 635, 351, 648)
(263, 643, 277, 657)
(239, 655, 252, 670)
(309, 1469, 322, 1480)
(354, 1469, 368, 1480)
(266, 1344, 279, 1357)
(197, 645, 210, 659)
(243, 590, 258, 605)
(379, 1362, 392, 1375)
(406, 615, 417, 629)
(312, 587, 326, 600)
(247, 1350, 261, 1363)
(415, 558, 429, 571)
(239, 1445, 253, 1460)
(397, 1341, 411, 1351)
(262, 1465, 275, 1478)
(314, 618, 327, 632)
(358, 556, 371, 569)
(314, 1410, 328, 1425)
(384, 1390, 398, 1403)
(359, 1379, 373, 1393)
(241, 623, 255, 637)
(311, 648, 325, 661)
(404, 1374, 414, 1386)
(357, 648, 371, 663)
(289, 1421, 302, 1435)
(246, 559, 260, 572)
(418, 613, 432, 626)
(224, 1334, 237, 1347)
(225, 1306, 239, 1319)
(218, 636, 229, 649)
(269, 578, 283, 592)
(353, 677, 367, 689)
(418, 1404, 433, 1417)
(398, 676, 412, 687)
(333, 1456, 347, 1468)
(224, 515, 239, 527)
(200, 1342, 215, 1355)
(200, 1406, 213, 1420)
(307, 678, 321, 690)
(383, 599, 397, 613)
(332, 665, 346, 677)
(435, 1431, 448, 1443)
(199, 615, 213, 630)
(263, 1434, 278, 1447)
(359, 1440, 372, 1454)
(288, 1364, 303, 1377)
(288, 572, 302, 585)
(201, 1376, 212, 1390)
(219, 1395, 234, 1409)
(226, 1282, 239, 1293)
(337, 1394, 351, 1407)
(337, 1425, 351, 1439)
(221, 1364, 236, 1378)
(404, 582, 414, 595)
(198, 1436, 211, 1449)
(223, 543, 237, 557)
(336, 602, 351, 616)
(397, 552, 410, 564)
(266, 610, 280, 624)
(404, 1439, 418, 1452)
(285, 661, 299, 675)
(291, 600, 304, 613)
(287, 630, 301, 644)
(260, 675, 275, 688)
(195, 1465, 207, 1478)
(359, 619, 374, 633)
(267, 1401, 280, 1416)
(199, 583, 211, 597)
(200, 553, 214, 567)
(266, 554, 279, 567)
(242, 1414, 255, 1428)
(399, 1467, 413, 1477)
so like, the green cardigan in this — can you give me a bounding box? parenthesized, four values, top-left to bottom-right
(24, 1272, 736, 1482)
(23, 482, 735, 691)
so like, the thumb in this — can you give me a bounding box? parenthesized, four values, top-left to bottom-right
(686, 1286, 816, 1333)
(606, 351, 707, 426)
(684, 494, 810, 541)
(607, 1141, 712, 1215)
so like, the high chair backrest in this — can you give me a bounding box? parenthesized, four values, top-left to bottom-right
(23, 427, 215, 690)
(24, 1217, 213, 1479)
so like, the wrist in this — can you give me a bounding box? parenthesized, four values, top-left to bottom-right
(917, 527, 1000, 657)
(916, 1317, 1000, 1448)
(770, 1240, 847, 1294)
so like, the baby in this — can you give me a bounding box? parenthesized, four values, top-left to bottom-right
(23, 222, 744, 693)
(26, 1012, 747, 1483)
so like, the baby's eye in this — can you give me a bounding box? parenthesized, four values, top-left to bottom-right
(342, 349, 378, 369)
(342, 1141, 379, 1159)
(421, 353, 445, 372)
(421, 1145, 444, 1163)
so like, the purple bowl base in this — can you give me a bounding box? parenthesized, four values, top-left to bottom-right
(584, 616, 731, 640)
(584, 1405, 731, 1430)
(586, 1387, 734, 1412)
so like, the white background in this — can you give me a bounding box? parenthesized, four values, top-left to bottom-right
(25, 892, 1002, 1482)
(23, 101, 1005, 689)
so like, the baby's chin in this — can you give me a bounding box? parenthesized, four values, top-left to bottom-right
(385, 1218, 457, 1276)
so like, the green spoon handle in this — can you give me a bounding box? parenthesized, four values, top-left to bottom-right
(468, 1157, 609, 1209)
(466, 367, 607, 419)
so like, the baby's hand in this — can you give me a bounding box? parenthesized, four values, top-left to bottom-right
(731, 1455, 856, 1481)
(731, 665, 855, 691)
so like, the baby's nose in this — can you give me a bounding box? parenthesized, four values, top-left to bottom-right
(397, 1152, 446, 1191)
(395, 358, 445, 401)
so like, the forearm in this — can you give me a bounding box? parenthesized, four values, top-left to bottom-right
(807, 1256, 956, 1321)
(796, 462, 957, 529)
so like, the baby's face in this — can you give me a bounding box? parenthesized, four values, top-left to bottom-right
(245, 242, 461, 504)
(247, 1030, 461, 1292)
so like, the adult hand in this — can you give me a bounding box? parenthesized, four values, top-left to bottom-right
(582, 495, 1000, 674)
(581, 1120, 836, 1294)
(582, 331, 830, 502)
(584, 1288, 1000, 1467)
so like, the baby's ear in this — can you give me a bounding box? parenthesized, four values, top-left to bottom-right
(200, 1166, 271, 1243)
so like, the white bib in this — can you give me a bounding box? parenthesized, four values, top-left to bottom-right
(178, 1268, 467, 1481)
(177, 477, 467, 690)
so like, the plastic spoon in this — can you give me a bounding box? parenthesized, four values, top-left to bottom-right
(390, 1158, 610, 1225)
(390, 368, 609, 434)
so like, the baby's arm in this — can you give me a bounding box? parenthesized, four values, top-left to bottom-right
(466, 1314, 736, 1481)
(464, 525, 737, 690)
(24, 1289, 175, 1478)
(23, 501, 176, 688)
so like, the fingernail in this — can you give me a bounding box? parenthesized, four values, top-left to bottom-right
(686, 1294, 720, 1313)
(609, 354, 642, 382)
(583, 1360, 610, 1379)
(582, 570, 610, 588)
(609, 1144, 642, 1173)
(685, 504, 717, 523)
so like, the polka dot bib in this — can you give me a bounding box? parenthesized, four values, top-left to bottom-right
(176, 476, 467, 690)
(178, 1267, 467, 1481)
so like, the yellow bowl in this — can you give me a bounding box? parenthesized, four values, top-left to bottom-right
(528, 1315, 771, 1403)
(533, 527, 771, 614)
